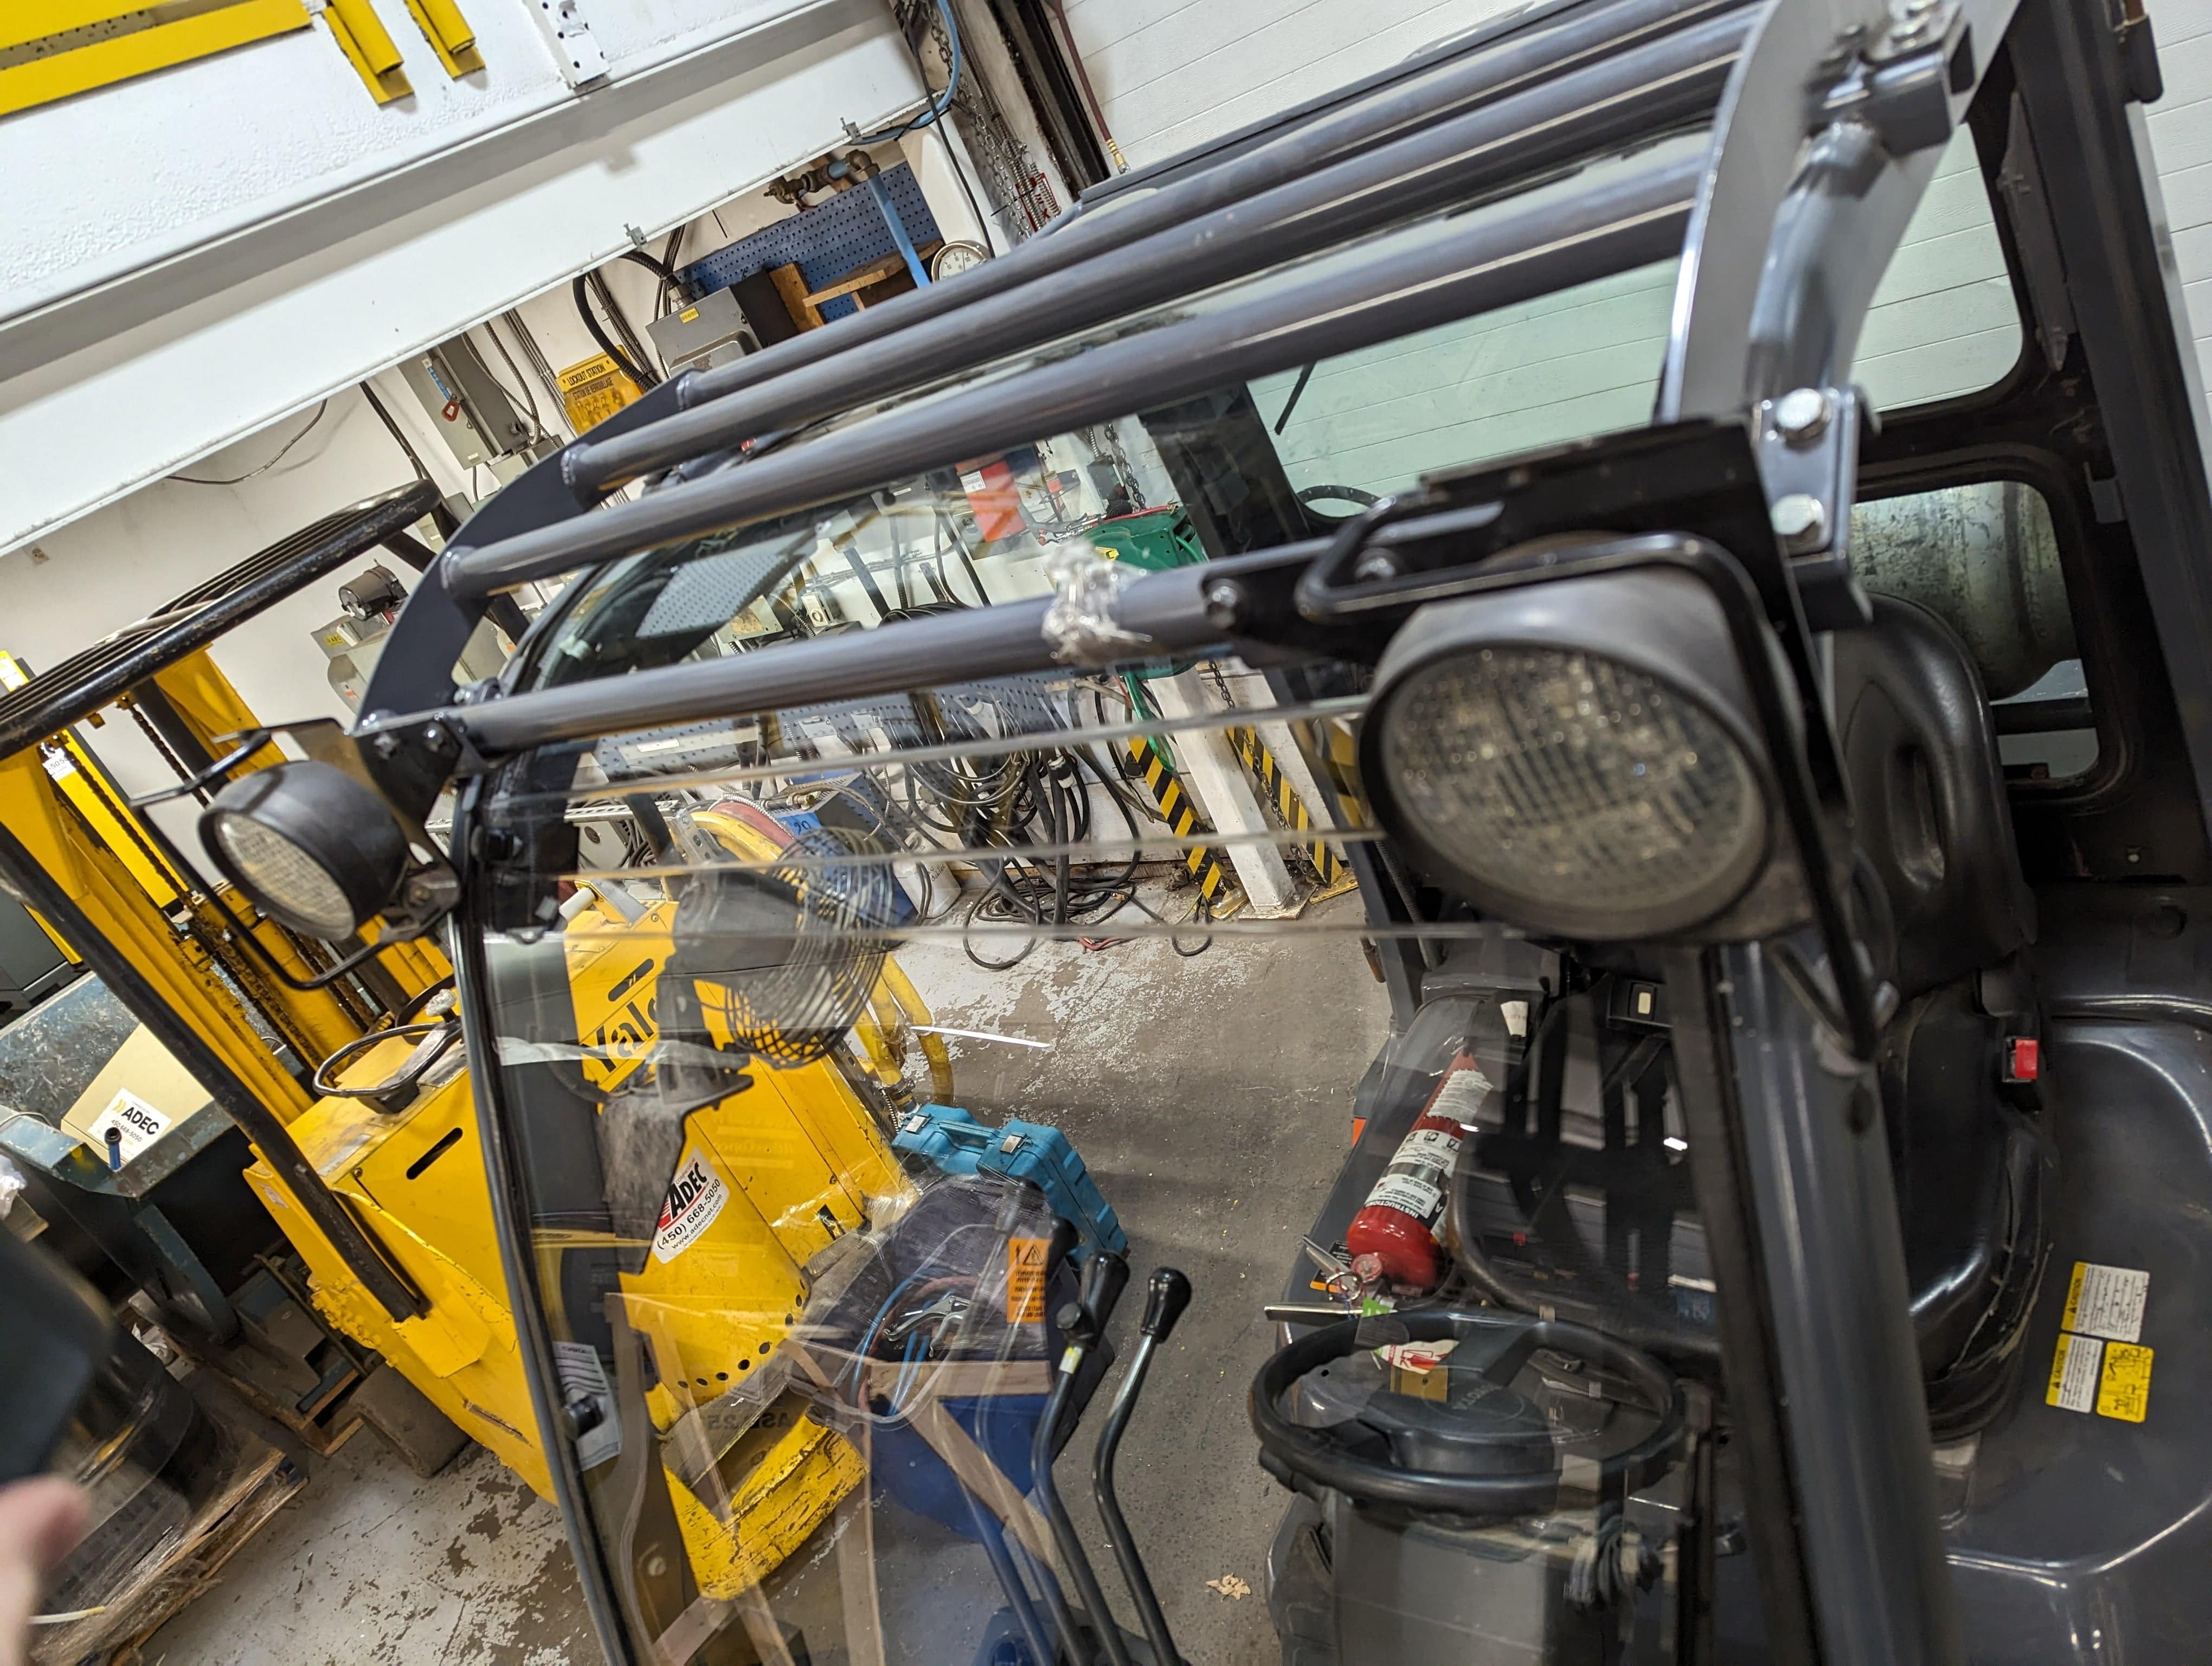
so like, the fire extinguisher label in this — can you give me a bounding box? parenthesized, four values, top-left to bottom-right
(1364, 1125, 1465, 1228)
(1366, 1172, 1445, 1223)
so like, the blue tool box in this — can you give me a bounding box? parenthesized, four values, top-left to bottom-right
(892, 1104, 1128, 1260)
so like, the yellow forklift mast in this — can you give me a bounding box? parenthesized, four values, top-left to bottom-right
(0, 486, 944, 1619)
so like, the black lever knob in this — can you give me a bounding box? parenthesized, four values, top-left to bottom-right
(1044, 1217, 1081, 1277)
(1140, 1268, 1192, 1342)
(1082, 1250, 1131, 1337)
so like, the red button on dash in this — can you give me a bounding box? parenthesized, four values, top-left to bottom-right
(2008, 1037, 2041, 1081)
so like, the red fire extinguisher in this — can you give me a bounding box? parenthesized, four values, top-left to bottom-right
(1345, 1052, 1494, 1291)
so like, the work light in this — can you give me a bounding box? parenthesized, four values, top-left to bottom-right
(200, 761, 408, 941)
(1361, 568, 1792, 941)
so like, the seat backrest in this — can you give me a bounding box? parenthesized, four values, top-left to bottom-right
(1831, 594, 2035, 999)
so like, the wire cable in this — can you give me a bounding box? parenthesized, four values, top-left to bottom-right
(572, 274, 659, 391)
(857, 0, 963, 144)
(169, 400, 330, 485)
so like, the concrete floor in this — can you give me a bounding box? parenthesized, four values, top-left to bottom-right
(139, 895, 1390, 1665)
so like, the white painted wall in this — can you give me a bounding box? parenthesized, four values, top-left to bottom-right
(0, 385, 433, 867)
(2142, 0, 2212, 390)
(1251, 125, 2016, 498)
(1054, 0, 1517, 170)
(1, 0, 929, 553)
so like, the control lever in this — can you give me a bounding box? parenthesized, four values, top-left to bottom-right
(1031, 1248, 1135, 1666)
(1045, 1217, 1082, 1279)
(1092, 1268, 1192, 1666)
(1008, 1215, 1097, 1666)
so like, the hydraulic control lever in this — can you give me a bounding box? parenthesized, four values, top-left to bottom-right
(1032, 1247, 1135, 1666)
(1092, 1268, 1193, 1666)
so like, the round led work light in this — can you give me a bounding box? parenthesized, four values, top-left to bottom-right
(1361, 567, 1786, 942)
(199, 761, 408, 941)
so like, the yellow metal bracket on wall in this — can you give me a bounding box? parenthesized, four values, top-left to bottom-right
(401, 0, 478, 75)
(0, 0, 311, 119)
(317, 0, 409, 101)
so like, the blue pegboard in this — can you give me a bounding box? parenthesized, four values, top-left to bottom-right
(680, 164, 943, 324)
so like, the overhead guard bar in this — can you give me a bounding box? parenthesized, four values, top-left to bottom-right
(564, 8, 1750, 494)
(1069, 0, 1626, 208)
(445, 154, 1701, 599)
(556, 0, 1752, 497)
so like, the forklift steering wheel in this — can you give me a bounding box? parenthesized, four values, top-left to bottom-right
(1250, 1308, 1684, 1516)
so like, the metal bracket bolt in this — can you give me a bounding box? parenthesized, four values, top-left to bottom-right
(1773, 387, 1833, 447)
(1770, 493, 1828, 550)
(1203, 579, 1246, 629)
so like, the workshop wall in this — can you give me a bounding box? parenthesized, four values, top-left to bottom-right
(0, 389, 425, 785)
(1, 0, 928, 555)
(2142, 1, 2212, 392)
(1052, 0, 1519, 170)
(1252, 123, 2014, 498)
(1069, 0, 2212, 469)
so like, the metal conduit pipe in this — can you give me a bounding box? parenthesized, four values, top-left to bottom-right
(568, 8, 1749, 492)
(446, 154, 1700, 599)
(554, 0, 1746, 467)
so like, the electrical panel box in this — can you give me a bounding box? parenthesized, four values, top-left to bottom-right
(397, 339, 535, 467)
(646, 286, 761, 376)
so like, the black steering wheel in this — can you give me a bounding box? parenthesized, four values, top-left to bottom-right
(1250, 1308, 1685, 1518)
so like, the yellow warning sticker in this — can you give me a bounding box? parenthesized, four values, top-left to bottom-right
(2096, 1342, 2153, 1422)
(2047, 1331, 2102, 1413)
(2060, 1261, 2150, 1343)
(1006, 1236, 1048, 1324)
(556, 351, 642, 433)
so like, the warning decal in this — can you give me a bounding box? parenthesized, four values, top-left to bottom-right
(2060, 1261, 2149, 1343)
(2097, 1342, 2153, 1423)
(652, 1148, 729, 1263)
(2047, 1331, 2102, 1413)
(1006, 1236, 1048, 1323)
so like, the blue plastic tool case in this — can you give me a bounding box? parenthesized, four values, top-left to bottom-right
(892, 1104, 1128, 1259)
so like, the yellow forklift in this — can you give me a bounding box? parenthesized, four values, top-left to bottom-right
(0, 484, 952, 1651)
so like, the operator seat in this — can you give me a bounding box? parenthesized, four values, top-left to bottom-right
(1831, 593, 2049, 1435)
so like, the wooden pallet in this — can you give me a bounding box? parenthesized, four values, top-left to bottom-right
(33, 1433, 303, 1666)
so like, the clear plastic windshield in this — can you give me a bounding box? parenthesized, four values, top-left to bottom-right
(465, 645, 1738, 1666)
(449, 105, 2041, 1666)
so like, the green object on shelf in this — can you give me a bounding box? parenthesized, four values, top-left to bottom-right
(1085, 505, 1206, 571)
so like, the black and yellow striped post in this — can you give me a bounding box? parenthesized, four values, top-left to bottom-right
(1226, 724, 1355, 899)
(1124, 731, 1238, 906)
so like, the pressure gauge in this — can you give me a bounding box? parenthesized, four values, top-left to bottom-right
(931, 241, 991, 280)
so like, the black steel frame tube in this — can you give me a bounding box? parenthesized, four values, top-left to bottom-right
(571, 12, 1748, 492)
(561, 0, 1745, 467)
(1075, 0, 1610, 205)
(444, 783, 636, 1666)
(0, 821, 427, 1324)
(446, 157, 1699, 597)
(420, 504, 1495, 758)
(1681, 941, 1964, 1666)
